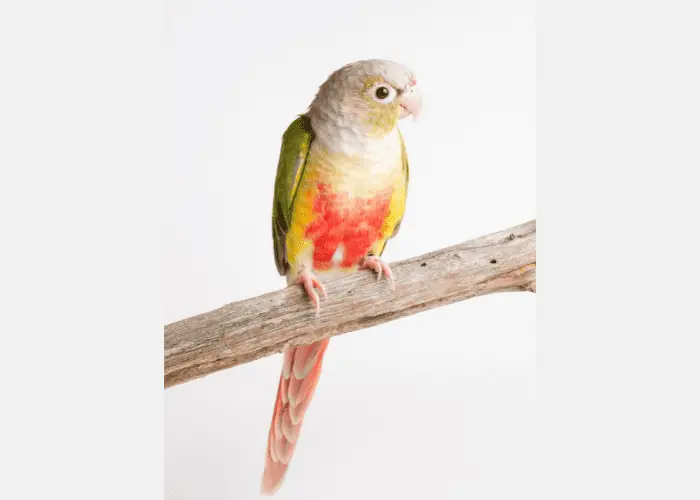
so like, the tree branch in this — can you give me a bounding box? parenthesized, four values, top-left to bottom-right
(165, 220, 536, 388)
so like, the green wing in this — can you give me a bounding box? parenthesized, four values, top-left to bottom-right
(399, 127, 410, 196)
(272, 114, 315, 275)
(377, 129, 410, 257)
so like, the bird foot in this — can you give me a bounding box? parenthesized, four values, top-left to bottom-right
(361, 255, 395, 290)
(297, 269, 327, 316)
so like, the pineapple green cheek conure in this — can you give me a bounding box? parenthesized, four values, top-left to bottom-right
(262, 59, 422, 494)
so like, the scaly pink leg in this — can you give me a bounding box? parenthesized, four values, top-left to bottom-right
(361, 255, 395, 291)
(297, 268, 327, 316)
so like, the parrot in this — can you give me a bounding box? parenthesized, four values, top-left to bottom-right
(261, 59, 422, 495)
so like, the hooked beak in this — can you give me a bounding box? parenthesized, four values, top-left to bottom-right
(398, 85, 422, 121)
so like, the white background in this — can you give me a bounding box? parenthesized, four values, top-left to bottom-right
(4, 2, 698, 500)
(165, 1, 535, 499)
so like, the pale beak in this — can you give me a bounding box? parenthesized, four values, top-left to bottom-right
(398, 85, 423, 121)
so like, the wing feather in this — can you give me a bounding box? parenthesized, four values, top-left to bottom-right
(377, 128, 410, 257)
(272, 114, 315, 275)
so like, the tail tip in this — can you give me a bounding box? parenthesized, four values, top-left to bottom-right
(260, 465, 286, 496)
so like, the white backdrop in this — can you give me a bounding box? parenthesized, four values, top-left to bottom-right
(165, 1, 535, 498)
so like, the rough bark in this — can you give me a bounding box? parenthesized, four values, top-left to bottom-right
(165, 219, 536, 388)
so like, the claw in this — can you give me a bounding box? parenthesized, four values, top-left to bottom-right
(297, 269, 326, 315)
(361, 256, 395, 291)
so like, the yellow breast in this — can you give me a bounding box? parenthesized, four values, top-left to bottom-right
(285, 130, 406, 278)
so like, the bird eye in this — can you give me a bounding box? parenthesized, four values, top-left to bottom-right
(375, 86, 390, 99)
(369, 83, 397, 103)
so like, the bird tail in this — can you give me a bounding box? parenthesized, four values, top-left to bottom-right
(260, 339, 330, 495)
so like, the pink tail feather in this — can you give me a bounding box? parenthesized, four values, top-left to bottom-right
(260, 339, 330, 495)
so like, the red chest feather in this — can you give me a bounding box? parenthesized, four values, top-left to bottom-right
(304, 183, 392, 270)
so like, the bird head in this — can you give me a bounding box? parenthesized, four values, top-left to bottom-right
(309, 59, 422, 139)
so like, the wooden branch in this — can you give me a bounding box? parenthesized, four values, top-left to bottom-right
(165, 220, 536, 388)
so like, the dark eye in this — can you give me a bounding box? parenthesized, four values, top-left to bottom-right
(375, 86, 390, 100)
(369, 84, 397, 103)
